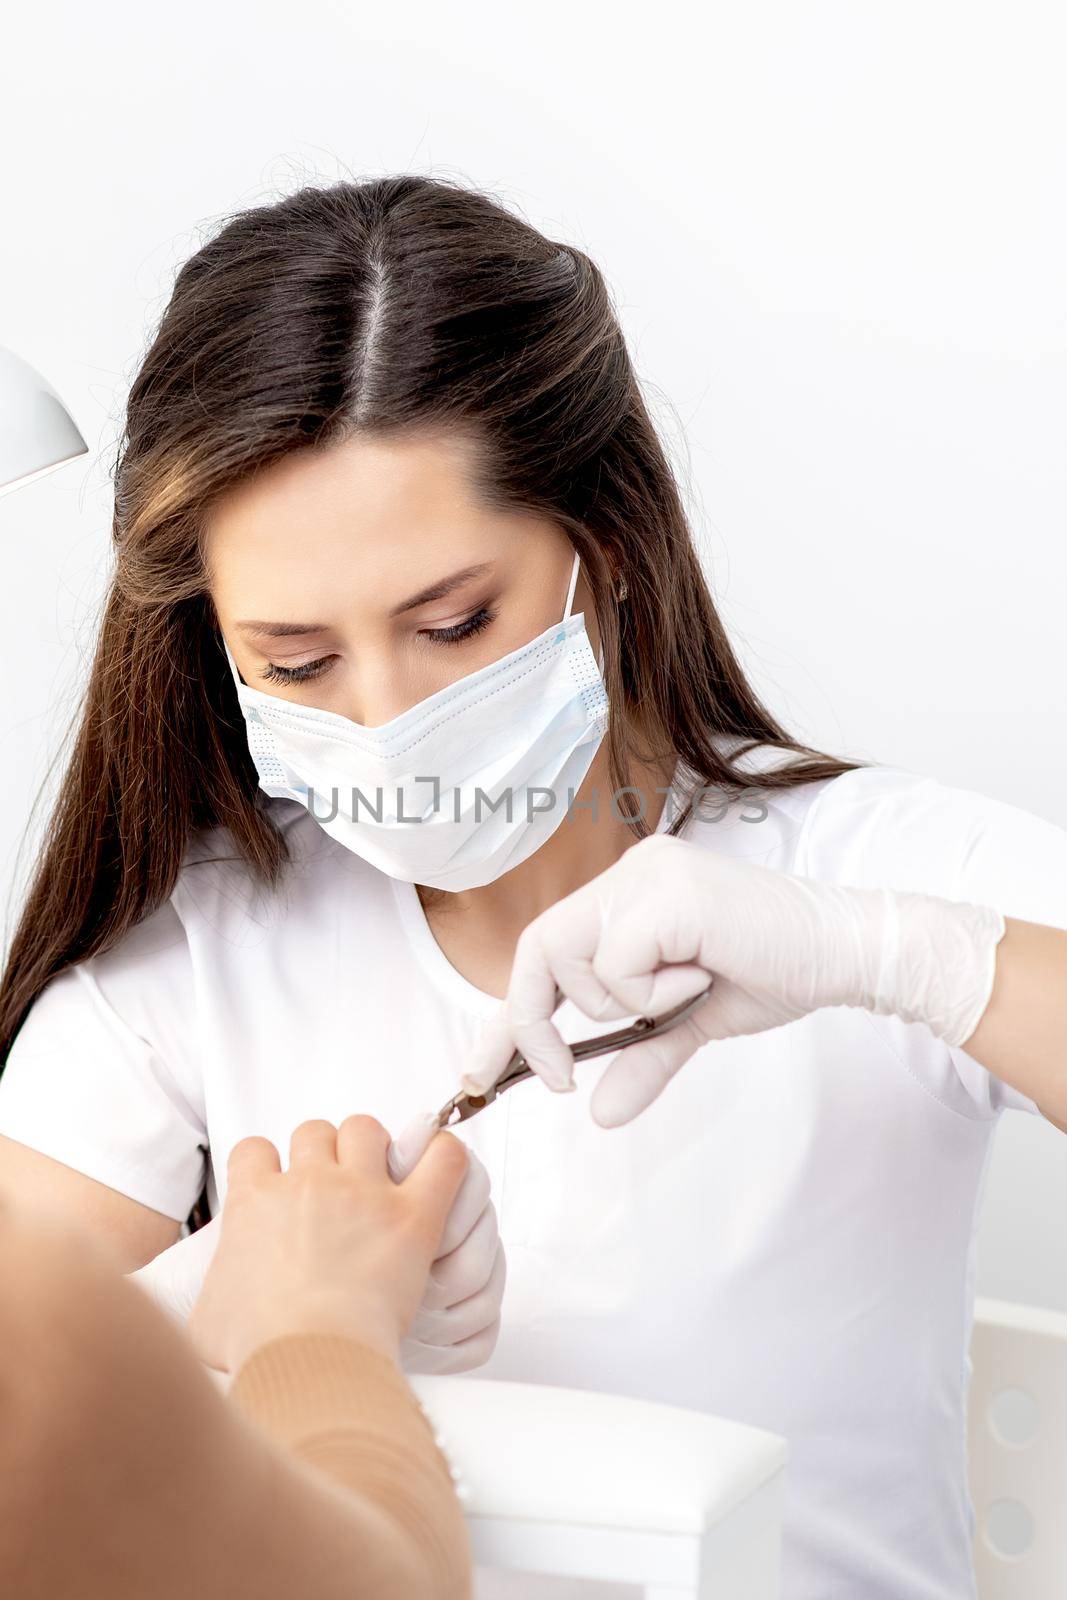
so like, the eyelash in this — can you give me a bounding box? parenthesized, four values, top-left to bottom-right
(260, 605, 497, 685)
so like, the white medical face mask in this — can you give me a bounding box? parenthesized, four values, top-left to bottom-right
(223, 549, 609, 891)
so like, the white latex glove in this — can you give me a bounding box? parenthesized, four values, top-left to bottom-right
(461, 832, 1007, 1128)
(129, 1119, 504, 1375)
(387, 1113, 505, 1375)
(128, 1216, 221, 1322)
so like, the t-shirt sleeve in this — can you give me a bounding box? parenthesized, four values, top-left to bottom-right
(0, 900, 207, 1220)
(938, 782, 1067, 1118)
(798, 764, 1067, 1121)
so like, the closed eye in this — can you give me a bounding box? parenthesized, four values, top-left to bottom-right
(419, 604, 496, 645)
(259, 605, 496, 684)
(261, 656, 334, 685)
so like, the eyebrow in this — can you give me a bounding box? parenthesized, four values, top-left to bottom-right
(236, 619, 330, 640)
(388, 561, 493, 616)
(235, 562, 494, 639)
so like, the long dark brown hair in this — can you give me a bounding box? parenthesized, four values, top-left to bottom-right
(1, 173, 865, 1078)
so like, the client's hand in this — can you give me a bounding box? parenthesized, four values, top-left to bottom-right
(129, 1116, 505, 1376)
(388, 1114, 506, 1376)
(188, 1115, 469, 1374)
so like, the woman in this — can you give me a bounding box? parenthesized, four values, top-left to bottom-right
(2, 1113, 474, 1599)
(0, 174, 1063, 1600)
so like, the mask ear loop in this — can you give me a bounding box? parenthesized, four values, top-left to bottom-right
(562, 548, 607, 678)
(562, 548, 581, 621)
(219, 630, 248, 690)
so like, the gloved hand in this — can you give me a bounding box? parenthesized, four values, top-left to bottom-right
(461, 832, 1007, 1128)
(128, 1216, 221, 1322)
(129, 1116, 504, 1374)
(387, 1113, 505, 1375)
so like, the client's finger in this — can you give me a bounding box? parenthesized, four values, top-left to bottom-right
(335, 1113, 391, 1171)
(402, 1131, 471, 1243)
(288, 1119, 338, 1168)
(228, 1135, 281, 1184)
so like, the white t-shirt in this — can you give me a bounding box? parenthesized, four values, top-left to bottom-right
(1, 753, 1064, 1600)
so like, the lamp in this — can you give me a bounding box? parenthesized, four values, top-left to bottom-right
(0, 346, 88, 499)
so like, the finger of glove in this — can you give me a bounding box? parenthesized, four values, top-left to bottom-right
(689, 974, 802, 1038)
(589, 993, 722, 1128)
(408, 1240, 506, 1345)
(591, 886, 712, 1016)
(590, 956, 714, 1024)
(410, 1243, 506, 1346)
(386, 1111, 441, 1183)
(400, 1315, 502, 1375)
(460, 1007, 519, 1095)
(422, 1202, 499, 1309)
(128, 1217, 221, 1323)
(463, 891, 612, 1093)
(533, 881, 634, 1022)
(588, 978, 785, 1127)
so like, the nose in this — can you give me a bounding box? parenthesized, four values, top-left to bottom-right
(343, 657, 433, 729)
(347, 683, 405, 730)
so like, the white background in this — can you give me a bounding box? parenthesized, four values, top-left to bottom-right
(1, 1, 1065, 1310)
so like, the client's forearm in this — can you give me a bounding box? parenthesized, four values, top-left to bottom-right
(0, 1221, 470, 1600)
(228, 1332, 471, 1600)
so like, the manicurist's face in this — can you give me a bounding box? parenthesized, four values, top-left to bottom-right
(205, 431, 597, 726)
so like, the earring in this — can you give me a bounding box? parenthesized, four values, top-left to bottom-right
(616, 573, 628, 602)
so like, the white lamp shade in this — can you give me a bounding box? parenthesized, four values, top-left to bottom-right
(0, 345, 88, 498)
